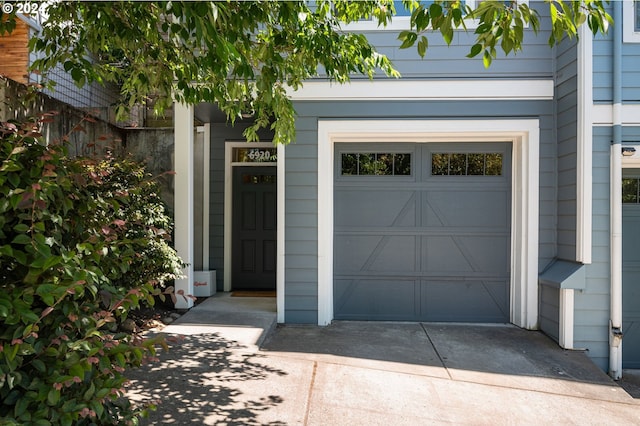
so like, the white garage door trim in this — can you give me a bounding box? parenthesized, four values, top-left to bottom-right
(317, 119, 540, 329)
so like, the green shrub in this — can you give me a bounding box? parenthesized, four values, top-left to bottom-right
(0, 115, 184, 425)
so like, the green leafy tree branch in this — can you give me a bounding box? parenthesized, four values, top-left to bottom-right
(0, 1, 612, 144)
(396, 0, 612, 67)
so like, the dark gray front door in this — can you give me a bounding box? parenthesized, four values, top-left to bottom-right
(232, 166, 276, 290)
(623, 173, 640, 368)
(334, 143, 511, 322)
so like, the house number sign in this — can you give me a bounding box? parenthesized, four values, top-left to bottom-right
(233, 147, 277, 163)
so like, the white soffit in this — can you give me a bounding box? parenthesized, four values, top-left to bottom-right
(287, 80, 554, 101)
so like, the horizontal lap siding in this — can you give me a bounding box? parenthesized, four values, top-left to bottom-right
(344, 1, 553, 79)
(209, 124, 229, 291)
(593, 16, 640, 103)
(285, 116, 319, 323)
(575, 127, 612, 371)
(287, 100, 556, 323)
(621, 48, 640, 101)
(624, 127, 640, 140)
(539, 115, 558, 271)
(539, 285, 560, 342)
(555, 36, 578, 262)
(593, 33, 612, 103)
(581, 127, 640, 370)
(378, 43, 552, 79)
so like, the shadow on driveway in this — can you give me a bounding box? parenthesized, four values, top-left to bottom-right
(124, 297, 640, 425)
(126, 333, 288, 425)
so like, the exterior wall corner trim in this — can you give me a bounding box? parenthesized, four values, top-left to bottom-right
(577, 24, 594, 264)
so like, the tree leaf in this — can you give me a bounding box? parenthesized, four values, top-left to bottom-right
(502, 36, 514, 55)
(11, 234, 31, 245)
(441, 18, 453, 45)
(6, 372, 19, 389)
(13, 223, 30, 233)
(417, 36, 428, 58)
(452, 7, 463, 24)
(483, 50, 492, 68)
(69, 363, 85, 381)
(468, 43, 482, 58)
(10, 146, 27, 155)
(0, 244, 13, 257)
(47, 388, 60, 406)
(0, 299, 11, 317)
(32, 359, 46, 373)
(550, 3, 558, 23)
(84, 381, 96, 400)
(429, 2, 442, 19)
(398, 31, 418, 49)
(70, 67, 84, 85)
(14, 393, 30, 417)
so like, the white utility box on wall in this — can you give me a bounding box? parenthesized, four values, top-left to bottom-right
(193, 270, 217, 297)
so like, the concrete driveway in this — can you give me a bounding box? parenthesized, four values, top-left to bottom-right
(126, 294, 640, 425)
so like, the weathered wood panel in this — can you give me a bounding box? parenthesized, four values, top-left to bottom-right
(0, 19, 29, 83)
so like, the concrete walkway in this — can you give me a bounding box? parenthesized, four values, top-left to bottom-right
(126, 293, 640, 425)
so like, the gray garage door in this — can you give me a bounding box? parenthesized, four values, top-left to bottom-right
(623, 173, 640, 368)
(334, 142, 511, 322)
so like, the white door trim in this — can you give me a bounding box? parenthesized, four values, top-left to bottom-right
(317, 119, 540, 328)
(224, 142, 284, 321)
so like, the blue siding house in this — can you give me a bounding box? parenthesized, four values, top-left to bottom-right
(170, 1, 640, 379)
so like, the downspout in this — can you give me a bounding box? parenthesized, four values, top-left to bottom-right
(609, 0, 623, 380)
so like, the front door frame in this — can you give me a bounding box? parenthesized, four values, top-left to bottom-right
(231, 165, 278, 290)
(317, 119, 540, 328)
(224, 141, 286, 321)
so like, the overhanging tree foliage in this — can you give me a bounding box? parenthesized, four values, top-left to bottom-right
(397, 0, 611, 66)
(0, 1, 611, 144)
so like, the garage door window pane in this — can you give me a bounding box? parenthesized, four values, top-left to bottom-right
(431, 152, 503, 176)
(341, 153, 412, 176)
(394, 153, 411, 175)
(358, 153, 375, 175)
(431, 153, 448, 175)
(467, 153, 484, 175)
(376, 153, 393, 175)
(341, 154, 358, 175)
(449, 153, 466, 175)
(485, 153, 503, 175)
(623, 178, 640, 203)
